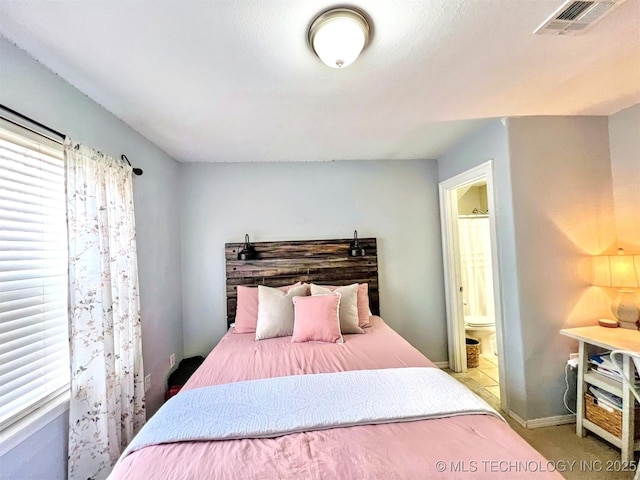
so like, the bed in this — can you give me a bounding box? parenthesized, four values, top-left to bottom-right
(109, 238, 562, 480)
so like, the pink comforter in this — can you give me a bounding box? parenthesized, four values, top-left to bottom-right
(109, 317, 563, 480)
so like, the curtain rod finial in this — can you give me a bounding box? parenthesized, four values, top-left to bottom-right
(121, 154, 143, 176)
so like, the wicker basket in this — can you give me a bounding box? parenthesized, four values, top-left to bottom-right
(584, 393, 640, 438)
(466, 338, 480, 368)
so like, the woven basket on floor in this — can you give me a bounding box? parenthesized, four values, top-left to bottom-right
(584, 393, 640, 437)
(466, 338, 480, 368)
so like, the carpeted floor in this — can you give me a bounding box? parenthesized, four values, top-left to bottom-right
(446, 369, 636, 480)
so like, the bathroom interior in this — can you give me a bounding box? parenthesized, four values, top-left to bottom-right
(457, 182, 500, 400)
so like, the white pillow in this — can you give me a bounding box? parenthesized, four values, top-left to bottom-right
(310, 283, 363, 334)
(255, 284, 309, 340)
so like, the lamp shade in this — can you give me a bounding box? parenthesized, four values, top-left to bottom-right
(592, 253, 640, 329)
(309, 8, 371, 68)
(592, 255, 640, 288)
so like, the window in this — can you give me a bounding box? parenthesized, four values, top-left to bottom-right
(0, 117, 69, 432)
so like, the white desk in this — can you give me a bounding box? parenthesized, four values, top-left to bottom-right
(561, 326, 640, 463)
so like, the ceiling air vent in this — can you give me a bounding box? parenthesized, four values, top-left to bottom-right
(534, 0, 626, 35)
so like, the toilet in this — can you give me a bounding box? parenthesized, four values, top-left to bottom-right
(464, 315, 496, 356)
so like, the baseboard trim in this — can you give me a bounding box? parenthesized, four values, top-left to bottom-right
(526, 414, 576, 429)
(508, 410, 527, 428)
(508, 410, 576, 429)
(434, 361, 449, 369)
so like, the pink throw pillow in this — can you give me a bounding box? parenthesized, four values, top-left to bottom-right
(234, 282, 304, 333)
(292, 293, 343, 344)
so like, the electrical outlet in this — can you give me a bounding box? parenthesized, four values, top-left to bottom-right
(144, 374, 151, 392)
(568, 353, 579, 368)
(170, 353, 176, 369)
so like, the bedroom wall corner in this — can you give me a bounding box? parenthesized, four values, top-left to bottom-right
(608, 103, 640, 253)
(437, 118, 529, 419)
(507, 116, 614, 420)
(179, 159, 447, 362)
(0, 36, 184, 476)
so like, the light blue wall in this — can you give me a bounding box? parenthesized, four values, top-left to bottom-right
(0, 37, 183, 477)
(0, 412, 68, 480)
(180, 160, 448, 361)
(439, 116, 615, 421)
(508, 116, 614, 420)
(437, 119, 528, 417)
(608, 103, 640, 253)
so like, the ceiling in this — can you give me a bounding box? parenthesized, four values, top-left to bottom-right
(0, 0, 639, 163)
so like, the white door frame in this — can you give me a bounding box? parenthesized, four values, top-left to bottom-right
(439, 160, 507, 410)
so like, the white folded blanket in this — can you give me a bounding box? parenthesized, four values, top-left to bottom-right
(119, 367, 502, 462)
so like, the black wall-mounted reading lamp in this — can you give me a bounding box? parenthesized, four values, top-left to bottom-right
(238, 234, 257, 260)
(349, 230, 366, 257)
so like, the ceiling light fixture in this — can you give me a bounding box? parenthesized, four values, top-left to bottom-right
(308, 7, 371, 69)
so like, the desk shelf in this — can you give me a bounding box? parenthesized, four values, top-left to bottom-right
(582, 419, 640, 450)
(584, 370, 623, 397)
(560, 326, 640, 464)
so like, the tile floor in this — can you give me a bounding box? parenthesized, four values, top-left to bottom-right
(468, 353, 500, 400)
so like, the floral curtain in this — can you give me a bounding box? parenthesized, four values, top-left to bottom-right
(65, 141, 145, 480)
(458, 216, 495, 318)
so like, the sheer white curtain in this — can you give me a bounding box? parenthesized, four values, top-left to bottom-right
(458, 217, 495, 318)
(65, 141, 145, 480)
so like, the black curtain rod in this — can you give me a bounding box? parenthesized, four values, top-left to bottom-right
(121, 154, 143, 176)
(1, 104, 143, 177)
(0, 103, 65, 143)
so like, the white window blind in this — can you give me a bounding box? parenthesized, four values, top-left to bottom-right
(0, 119, 69, 431)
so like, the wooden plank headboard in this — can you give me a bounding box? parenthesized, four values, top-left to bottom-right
(225, 238, 379, 328)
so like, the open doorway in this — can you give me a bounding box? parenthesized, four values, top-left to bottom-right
(439, 161, 507, 410)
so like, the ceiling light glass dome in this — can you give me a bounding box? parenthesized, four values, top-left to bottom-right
(308, 8, 371, 69)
